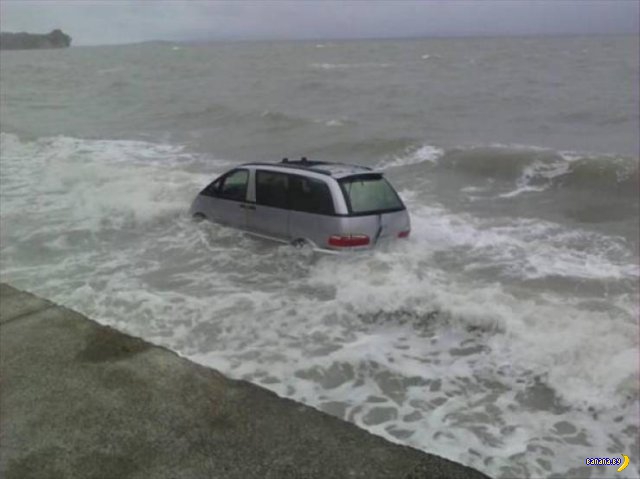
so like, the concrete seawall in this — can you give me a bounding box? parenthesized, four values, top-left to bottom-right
(0, 283, 491, 479)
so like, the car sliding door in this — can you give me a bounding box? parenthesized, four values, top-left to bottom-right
(250, 170, 290, 240)
(288, 175, 337, 247)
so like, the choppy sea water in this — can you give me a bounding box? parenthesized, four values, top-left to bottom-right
(1, 36, 638, 478)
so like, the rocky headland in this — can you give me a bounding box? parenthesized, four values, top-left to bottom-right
(0, 29, 71, 50)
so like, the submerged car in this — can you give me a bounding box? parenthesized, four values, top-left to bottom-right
(190, 158, 410, 252)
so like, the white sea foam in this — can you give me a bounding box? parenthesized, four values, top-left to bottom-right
(380, 144, 444, 169)
(408, 202, 638, 281)
(499, 159, 571, 197)
(310, 62, 392, 70)
(1, 133, 638, 479)
(313, 117, 350, 127)
(0, 133, 217, 231)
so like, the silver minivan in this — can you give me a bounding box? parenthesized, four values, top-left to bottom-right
(190, 158, 411, 252)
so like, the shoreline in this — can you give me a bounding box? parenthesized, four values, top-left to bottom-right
(0, 282, 491, 479)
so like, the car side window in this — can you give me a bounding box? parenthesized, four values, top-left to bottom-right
(256, 170, 289, 209)
(218, 169, 249, 201)
(201, 178, 222, 197)
(289, 175, 334, 215)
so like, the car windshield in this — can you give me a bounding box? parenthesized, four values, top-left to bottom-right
(340, 175, 403, 214)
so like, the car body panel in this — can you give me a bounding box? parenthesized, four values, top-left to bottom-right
(190, 161, 410, 252)
(289, 211, 343, 248)
(248, 204, 289, 240)
(192, 195, 249, 230)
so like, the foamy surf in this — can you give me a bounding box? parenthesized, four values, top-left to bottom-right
(1, 133, 638, 479)
(379, 144, 444, 169)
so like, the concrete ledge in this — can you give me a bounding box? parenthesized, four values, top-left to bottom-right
(0, 283, 491, 479)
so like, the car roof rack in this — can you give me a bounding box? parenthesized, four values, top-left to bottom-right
(242, 157, 374, 178)
(280, 157, 326, 167)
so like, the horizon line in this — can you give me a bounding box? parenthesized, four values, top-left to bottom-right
(68, 31, 639, 47)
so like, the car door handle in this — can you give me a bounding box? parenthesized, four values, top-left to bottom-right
(239, 204, 256, 210)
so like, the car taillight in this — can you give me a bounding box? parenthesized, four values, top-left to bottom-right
(398, 230, 410, 238)
(328, 234, 370, 248)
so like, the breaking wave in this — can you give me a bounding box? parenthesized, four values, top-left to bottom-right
(386, 143, 639, 202)
(443, 146, 637, 196)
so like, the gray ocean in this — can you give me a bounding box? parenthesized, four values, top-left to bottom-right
(1, 35, 638, 478)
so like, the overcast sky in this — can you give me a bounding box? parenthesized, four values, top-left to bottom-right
(1, 0, 638, 46)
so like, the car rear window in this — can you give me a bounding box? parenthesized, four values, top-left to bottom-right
(339, 174, 404, 214)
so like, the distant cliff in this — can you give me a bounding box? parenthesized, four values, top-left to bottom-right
(0, 29, 71, 50)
